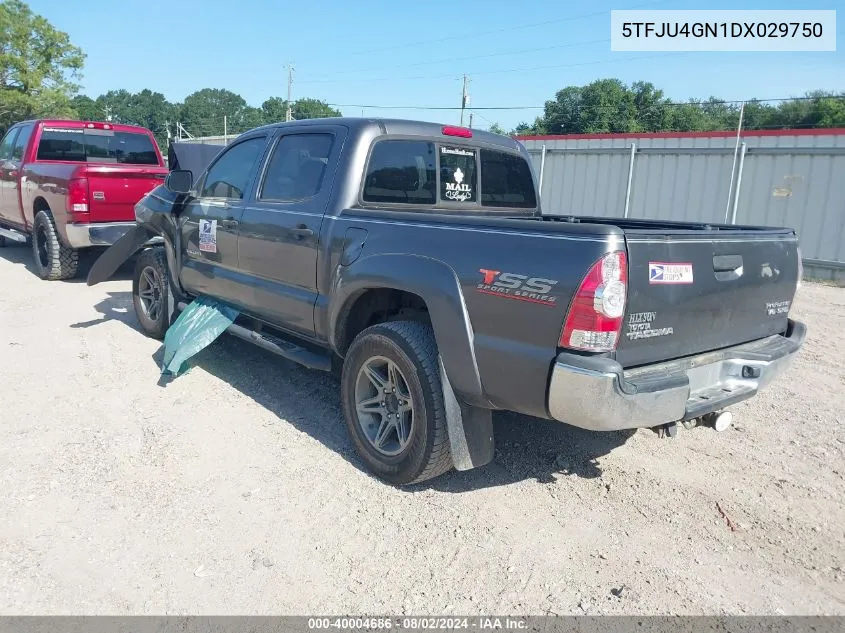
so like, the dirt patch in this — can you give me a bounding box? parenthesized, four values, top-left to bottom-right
(0, 244, 842, 615)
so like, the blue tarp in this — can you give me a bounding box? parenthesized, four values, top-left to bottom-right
(161, 296, 240, 377)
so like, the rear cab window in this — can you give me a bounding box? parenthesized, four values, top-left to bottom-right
(362, 138, 535, 210)
(36, 126, 160, 165)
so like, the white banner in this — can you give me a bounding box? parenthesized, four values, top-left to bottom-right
(611, 10, 836, 51)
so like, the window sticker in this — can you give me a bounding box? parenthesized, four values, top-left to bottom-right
(199, 219, 217, 253)
(440, 145, 476, 203)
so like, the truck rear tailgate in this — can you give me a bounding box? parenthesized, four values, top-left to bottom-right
(617, 229, 800, 368)
(85, 166, 167, 223)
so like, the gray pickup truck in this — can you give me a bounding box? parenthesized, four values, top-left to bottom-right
(88, 118, 806, 485)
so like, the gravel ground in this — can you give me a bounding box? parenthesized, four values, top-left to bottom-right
(0, 243, 843, 615)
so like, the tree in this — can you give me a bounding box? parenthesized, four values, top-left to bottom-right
(0, 0, 85, 131)
(814, 93, 845, 128)
(630, 81, 665, 132)
(179, 88, 252, 136)
(93, 89, 176, 147)
(260, 96, 287, 124)
(526, 78, 845, 135)
(577, 78, 637, 133)
(488, 122, 506, 135)
(291, 98, 340, 121)
(70, 94, 99, 120)
(542, 85, 582, 134)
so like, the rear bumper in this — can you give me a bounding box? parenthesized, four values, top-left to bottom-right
(547, 319, 806, 432)
(65, 222, 137, 249)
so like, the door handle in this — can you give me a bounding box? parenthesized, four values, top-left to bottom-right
(291, 224, 313, 240)
(713, 254, 743, 281)
(713, 254, 743, 272)
(220, 218, 239, 229)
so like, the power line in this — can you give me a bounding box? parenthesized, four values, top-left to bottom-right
(301, 38, 611, 82)
(305, 0, 676, 60)
(298, 51, 690, 85)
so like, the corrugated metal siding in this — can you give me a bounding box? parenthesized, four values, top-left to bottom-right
(521, 131, 845, 280)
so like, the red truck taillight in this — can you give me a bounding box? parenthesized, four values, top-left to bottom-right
(559, 250, 628, 352)
(66, 177, 90, 214)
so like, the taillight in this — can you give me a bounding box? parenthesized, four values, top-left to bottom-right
(66, 177, 89, 214)
(559, 250, 628, 352)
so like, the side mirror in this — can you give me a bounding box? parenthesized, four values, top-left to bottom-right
(166, 169, 193, 194)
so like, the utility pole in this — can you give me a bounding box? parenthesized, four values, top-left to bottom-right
(468, 112, 473, 128)
(460, 74, 470, 126)
(724, 101, 746, 223)
(286, 64, 295, 122)
(223, 115, 228, 144)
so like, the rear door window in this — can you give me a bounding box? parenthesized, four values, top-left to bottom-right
(362, 140, 436, 204)
(36, 127, 159, 165)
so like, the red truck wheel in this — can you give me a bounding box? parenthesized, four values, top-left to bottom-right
(31, 210, 79, 281)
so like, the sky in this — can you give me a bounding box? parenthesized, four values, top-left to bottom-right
(27, 0, 844, 133)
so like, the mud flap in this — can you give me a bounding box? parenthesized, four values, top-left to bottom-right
(439, 357, 494, 471)
(161, 296, 240, 377)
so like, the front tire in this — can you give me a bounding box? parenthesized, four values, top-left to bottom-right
(341, 321, 453, 485)
(32, 210, 78, 280)
(132, 247, 171, 340)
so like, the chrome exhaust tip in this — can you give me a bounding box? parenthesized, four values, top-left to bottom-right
(712, 410, 733, 432)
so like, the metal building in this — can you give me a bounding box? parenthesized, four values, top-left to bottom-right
(518, 129, 845, 282)
(175, 134, 233, 146)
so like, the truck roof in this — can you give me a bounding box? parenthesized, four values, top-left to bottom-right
(244, 117, 525, 153)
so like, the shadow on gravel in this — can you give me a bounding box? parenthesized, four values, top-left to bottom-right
(0, 241, 38, 276)
(69, 291, 138, 331)
(146, 332, 635, 491)
(0, 241, 133, 283)
(430, 414, 636, 492)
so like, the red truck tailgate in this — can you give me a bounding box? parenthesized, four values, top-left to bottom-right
(84, 166, 168, 223)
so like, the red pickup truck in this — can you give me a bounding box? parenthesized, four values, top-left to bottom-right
(0, 119, 168, 280)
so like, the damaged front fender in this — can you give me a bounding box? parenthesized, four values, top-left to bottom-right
(86, 185, 186, 293)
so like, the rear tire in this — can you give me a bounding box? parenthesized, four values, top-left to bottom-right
(31, 210, 78, 280)
(132, 247, 171, 340)
(341, 321, 453, 486)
